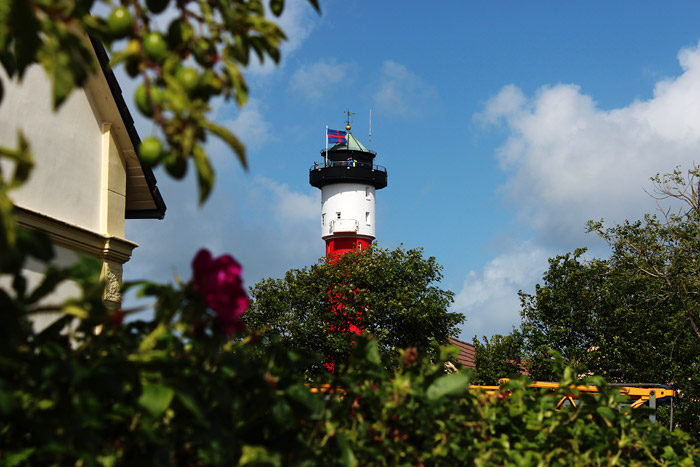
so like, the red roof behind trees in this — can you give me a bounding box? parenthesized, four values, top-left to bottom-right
(448, 337, 476, 369)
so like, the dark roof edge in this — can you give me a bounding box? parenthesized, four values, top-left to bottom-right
(125, 207, 165, 219)
(89, 36, 166, 220)
(322, 146, 377, 157)
(448, 336, 474, 347)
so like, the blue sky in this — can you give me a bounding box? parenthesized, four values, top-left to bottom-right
(124, 1, 700, 341)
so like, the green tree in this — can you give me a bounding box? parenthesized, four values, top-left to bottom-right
(519, 250, 615, 382)
(589, 166, 700, 345)
(472, 331, 525, 385)
(517, 168, 700, 432)
(520, 251, 700, 432)
(246, 246, 463, 373)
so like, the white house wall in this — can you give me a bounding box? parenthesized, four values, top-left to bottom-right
(0, 58, 145, 316)
(0, 65, 104, 233)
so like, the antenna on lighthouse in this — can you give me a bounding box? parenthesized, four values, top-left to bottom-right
(368, 109, 372, 151)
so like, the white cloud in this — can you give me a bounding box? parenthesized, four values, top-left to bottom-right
(250, 176, 319, 222)
(476, 41, 700, 249)
(221, 98, 271, 151)
(276, 0, 318, 56)
(477, 84, 528, 126)
(453, 243, 549, 341)
(461, 40, 700, 339)
(373, 61, 437, 117)
(289, 59, 355, 102)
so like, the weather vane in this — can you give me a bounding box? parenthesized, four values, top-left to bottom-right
(344, 108, 355, 130)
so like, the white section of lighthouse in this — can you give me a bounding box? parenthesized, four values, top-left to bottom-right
(309, 124, 387, 257)
(321, 183, 376, 239)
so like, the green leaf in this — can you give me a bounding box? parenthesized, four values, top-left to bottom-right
(52, 57, 75, 108)
(109, 43, 140, 69)
(271, 400, 293, 428)
(248, 36, 265, 64)
(306, 0, 321, 13)
(426, 371, 470, 400)
(0, 50, 17, 77)
(38, 43, 75, 110)
(0, 1, 10, 51)
(365, 337, 381, 365)
(26, 267, 66, 304)
(192, 144, 215, 204)
(223, 61, 249, 107)
(66, 254, 102, 284)
(202, 120, 247, 169)
(286, 383, 322, 412)
(595, 406, 616, 421)
(138, 322, 168, 353)
(5, 447, 35, 466)
(239, 445, 282, 466)
(127, 350, 168, 362)
(270, 0, 284, 16)
(336, 433, 357, 467)
(0, 190, 16, 249)
(62, 305, 89, 319)
(138, 382, 175, 417)
(36, 31, 95, 109)
(175, 390, 205, 420)
(16, 228, 53, 263)
(0, 131, 34, 189)
(10, 132, 32, 186)
(0, 381, 17, 415)
(35, 314, 73, 339)
(9, 0, 41, 78)
(36, 399, 55, 410)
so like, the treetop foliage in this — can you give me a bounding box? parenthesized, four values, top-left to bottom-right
(246, 246, 463, 375)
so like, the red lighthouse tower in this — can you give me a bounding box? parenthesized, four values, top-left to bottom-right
(309, 116, 388, 371)
(309, 121, 388, 257)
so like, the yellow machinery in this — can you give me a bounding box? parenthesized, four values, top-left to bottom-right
(309, 378, 676, 429)
(471, 379, 676, 427)
(311, 379, 676, 427)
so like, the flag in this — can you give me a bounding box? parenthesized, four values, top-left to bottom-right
(327, 129, 347, 144)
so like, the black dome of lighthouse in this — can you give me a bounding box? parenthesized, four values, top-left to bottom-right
(309, 132, 387, 189)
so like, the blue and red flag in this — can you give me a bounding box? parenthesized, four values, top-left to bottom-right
(327, 129, 347, 144)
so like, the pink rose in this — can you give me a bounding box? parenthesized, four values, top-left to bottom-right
(192, 249, 249, 336)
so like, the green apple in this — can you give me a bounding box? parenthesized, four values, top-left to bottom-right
(107, 7, 133, 39)
(139, 137, 163, 168)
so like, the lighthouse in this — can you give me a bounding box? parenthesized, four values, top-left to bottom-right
(309, 119, 388, 257)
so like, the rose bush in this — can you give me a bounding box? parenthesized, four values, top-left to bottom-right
(192, 248, 248, 336)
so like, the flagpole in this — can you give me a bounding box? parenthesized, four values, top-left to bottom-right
(325, 125, 328, 167)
